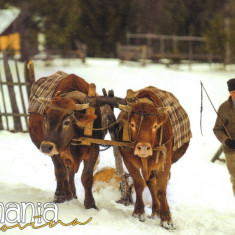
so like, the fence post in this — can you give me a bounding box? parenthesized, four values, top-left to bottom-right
(3, 51, 22, 132)
(28, 60, 35, 85)
(24, 61, 30, 97)
(15, 60, 28, 129)
(160, 37, 165, 57)
(0, 72, 9, 130)
(141, 45, 147, 66)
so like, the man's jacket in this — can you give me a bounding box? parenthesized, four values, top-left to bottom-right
(213, 96, 235, 154)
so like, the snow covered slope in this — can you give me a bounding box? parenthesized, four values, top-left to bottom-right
(0, 59, 235, 234)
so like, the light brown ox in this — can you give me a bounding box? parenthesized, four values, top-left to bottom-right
(117, 89, 190, 230)
(29, 74, 103, 209)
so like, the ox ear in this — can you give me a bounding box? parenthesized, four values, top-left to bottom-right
(75, 114, 97, 128)
(157, 106, 171, 114)
(118, 104, 131, 113)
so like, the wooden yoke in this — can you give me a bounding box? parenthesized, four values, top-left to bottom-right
(81, 83, 96, 145)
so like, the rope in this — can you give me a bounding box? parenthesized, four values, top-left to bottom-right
(200, 81, 232, 139)
(127, 113, 144, 143)
(200, 81, 203, 136)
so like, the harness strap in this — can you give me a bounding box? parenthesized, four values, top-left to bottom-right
(127, 113, 144, 143)
(155, 126, 163, 164)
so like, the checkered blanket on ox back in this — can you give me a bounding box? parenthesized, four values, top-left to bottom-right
(28, 71, 68, 115)
(136, 86, 192, 151)
(28, 71, 111, 138)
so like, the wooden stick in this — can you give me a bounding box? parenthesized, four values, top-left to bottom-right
(211, 145, 223, 163)
(0, 112, 29, 117)
(72, 137, 135, 148)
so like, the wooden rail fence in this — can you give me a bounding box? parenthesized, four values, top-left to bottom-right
(117, 33, 223, 65)
(0, 51, 35, 132)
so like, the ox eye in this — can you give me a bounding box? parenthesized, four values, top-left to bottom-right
(153, 124, 158, 129)
(64, 120, 70, 126)
(130, 122, 135, 128)
(63, 116, 71, 126)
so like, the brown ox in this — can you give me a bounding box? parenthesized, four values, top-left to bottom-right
(117, 89, 190, 230)
(29, 74, 103, 209)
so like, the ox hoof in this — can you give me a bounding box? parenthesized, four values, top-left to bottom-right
(161, 221, 175, 230)
(116, 198, 134, 206)
(53, 197, 65, 203)
(149, 212, 160, 219)
(132, 212, 145, 222)
(54, 192, 66, 203)
(84, 201, 98, 210)
(65, 193, 73, 201)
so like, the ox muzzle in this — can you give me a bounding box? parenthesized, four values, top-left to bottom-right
(134, 142, 153, 158)
(40, 141, 59, 156)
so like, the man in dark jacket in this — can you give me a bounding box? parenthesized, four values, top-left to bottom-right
(214, 78, 235, 196)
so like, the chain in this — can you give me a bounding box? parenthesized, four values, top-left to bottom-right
(99, 144, 112, 151)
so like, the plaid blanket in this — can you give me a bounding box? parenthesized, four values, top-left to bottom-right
(135, 86, 192, 151)
(28, 71, 68, 115)
(28, 71, 111, 138)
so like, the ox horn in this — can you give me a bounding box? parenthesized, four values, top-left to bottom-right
(61, 91, 87, 104)
(61, 91, 90, 110)
(157, 106, 171, 114)
(75, 103, 90, 110)
(118, 104, 131, 113)
(126, 89, 135, 99)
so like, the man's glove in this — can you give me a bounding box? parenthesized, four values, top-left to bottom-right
(225, 139, 235, 149)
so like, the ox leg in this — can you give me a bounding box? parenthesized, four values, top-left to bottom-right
(146, 172, 160, 219)
(63, 158, 76, 201)
(68, 168, 77, 199)
(123, 160, 145, 222)
(51, 155, 71, 203)
(156, 167, 175, 230)
(81, 146, 99, 210)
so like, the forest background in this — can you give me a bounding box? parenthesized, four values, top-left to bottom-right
(0, 0, 234, 60)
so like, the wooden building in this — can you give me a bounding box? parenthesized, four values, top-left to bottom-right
(0, 6, 38, 61)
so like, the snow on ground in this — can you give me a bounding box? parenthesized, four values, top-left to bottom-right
(0, 58, 235, 234)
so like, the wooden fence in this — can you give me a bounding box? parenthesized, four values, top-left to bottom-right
(0, 51, 35, 132)
(116, 44, 147, 66)
(117, 33, 223, 65)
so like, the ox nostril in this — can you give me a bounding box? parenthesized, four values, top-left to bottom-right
(147, 146, 150, 150)
(138, 146, 142, 151)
